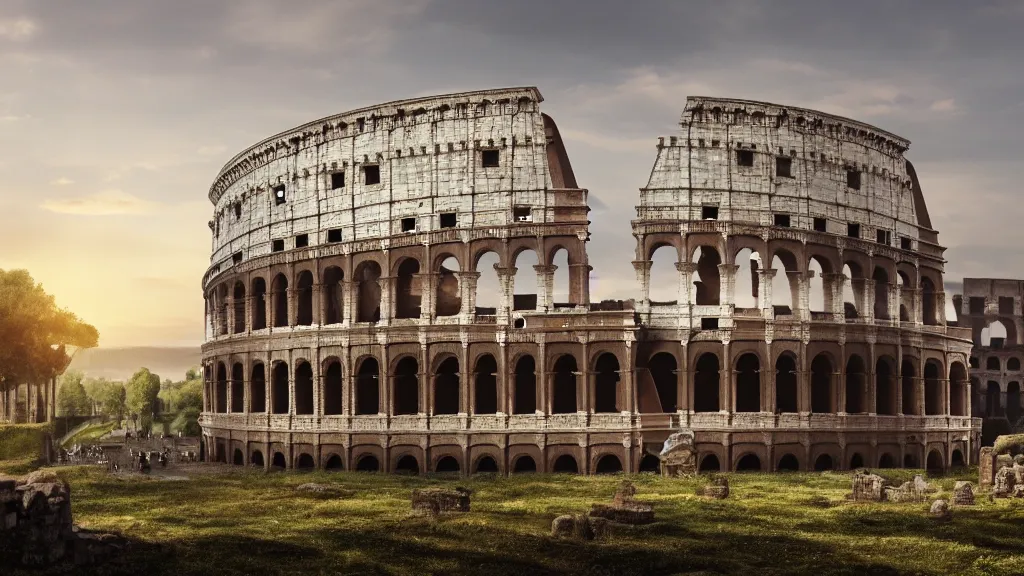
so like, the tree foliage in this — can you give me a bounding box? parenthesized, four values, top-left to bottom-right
(83, 377, 126, 427)
(57, 369, 90, 417)
(126, 368, 161, 431)
(159, 368, 203, 436)
(0, 269, 98, 385)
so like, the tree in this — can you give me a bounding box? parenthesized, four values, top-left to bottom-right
(0, 269, 98, 387)
(57, 369, 90, 417)
(126, 368, 161, 432)
(158, 373, 203, 436)
(84, 378, 127, 426)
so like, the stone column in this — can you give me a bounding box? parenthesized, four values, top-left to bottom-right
(227, 290, 236, 335)
(495, 267, 516, 323)
(568, 263, 592, 306)
(911, 288, 922, 325)
(721, 341, 732, 412)
(536, 341, 547, 415)
(792, 270, 810, 321)
(420, 343, 429, 415)
(418, 272, 437, 323)
(719, 264, 740, 310)
(827, 273, 846, 322)
(633, 260, 653, 305)
(264, 291, 273, 332)
(863, 279, 876, 323)
(313, 283, 324, 326)
(888, 284, 900, 325)
(342, 280, 356, 326)
(758, 268, 777, 318)
(460, 342, 470, 414)
(676, 262, 695, 306)
(458, 271, 480, 322)
(534, 264, 556, 311)
(936, 291, 947, 324)
(243, 296, 253, 334)
(287, 287, 298, 327)
(378, 276, 394, 326)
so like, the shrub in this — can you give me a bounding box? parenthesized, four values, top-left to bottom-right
(993, 433, 1024, 457)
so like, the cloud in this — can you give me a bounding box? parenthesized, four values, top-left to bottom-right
(49, 177, 74, 185)
(930, 98, 957, 112)
(0, 17, 36, 42)
(40, 190, 153, 215)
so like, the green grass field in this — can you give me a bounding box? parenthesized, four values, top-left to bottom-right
(7, 464, 1023, 576)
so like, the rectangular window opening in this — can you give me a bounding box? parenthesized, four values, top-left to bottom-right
(737, 149, 754, 167)
(401, 217, 416, 232)
(876, 229, 891, 245)
(481, 149, 499, 168)
(847, 169, 861, 190)
(439, 212, 457, 228)
(271, 239, 285, 252)
(331, 171, 345, 190)
(363, 165, 380, 185)
(847, 223, 860, 238)
(327, 228, 343, 243)
(900, 237, 913, 250)
(969, 297, 985, 315)
(513, 206, 533, 223)
(701, 317, 719, 330)
(234, 202, 242, 219)
(232, 252, 243, 265)
(295, 233, 309, 248)
(999, 296, 1014, 315)
(813, 217, 827, 232)
(774, 214, 791, 227)
(272, 184, 286, 205)
(776, 157, 792, 178)
(702, 205, 718, 220)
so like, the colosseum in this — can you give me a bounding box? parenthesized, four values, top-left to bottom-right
(199, 87, 982, 475)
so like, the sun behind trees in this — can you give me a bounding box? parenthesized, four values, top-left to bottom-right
(0, 268, 98, 423)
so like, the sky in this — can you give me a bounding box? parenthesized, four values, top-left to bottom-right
(1, 0, 1022, 347)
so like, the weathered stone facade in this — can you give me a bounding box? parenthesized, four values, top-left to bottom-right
(199, 89, 980, 475)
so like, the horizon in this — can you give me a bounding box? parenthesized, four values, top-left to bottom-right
(1, 0, 1022, 347)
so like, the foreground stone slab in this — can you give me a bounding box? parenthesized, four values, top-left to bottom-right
(411, 487, 472, 515)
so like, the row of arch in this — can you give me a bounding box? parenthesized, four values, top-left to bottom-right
(206, 350, 968, 417)
(974, 379, 1023, 421)
(971, 354, 1022, 372)
(645, 244, 941, 324)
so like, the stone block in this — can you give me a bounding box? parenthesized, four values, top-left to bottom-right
(952, 481, 975, 506)
(929, 499, 951, 521)
(410, 487, 472, 514)
(851, 471, 889, 501)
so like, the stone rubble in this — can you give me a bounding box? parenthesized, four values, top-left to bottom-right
(884, 475, 935, 503)
(410, 487, 472, 515)
(697, 475, 730, 499)
(929, 499, 951, 521)
(952, 481, 975, 506)
(850, 470, 889, 502)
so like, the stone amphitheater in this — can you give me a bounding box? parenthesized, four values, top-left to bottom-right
(199, 87, 981, 475)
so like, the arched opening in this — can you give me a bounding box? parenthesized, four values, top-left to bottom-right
(951, 449, 965, 468)
(551, 248, 570, 306)
(395, 454, 419, 475)
(594, 353, 619, 413)
(987, 356, 1001, 371)
(215, 284, 228, 335)
(878, 453, 895, 468)
(649, 353, 678, 413)
(473, 355, 498, 414)
(436, 256, 461, 317)
(250, 363, 266, 413)
(842, 263, 859, 319)
(949, 362, 968, 417)
(271, 362, 289, 414)
(296, 453, 315, 470)
(474, 456, 499, 474)
(924, 361, 943, 415)
(356, 454, 380, 472)
(639, 454, 661, 473)
(271, 452, 286, 469)
(813, 454, 834, 471)
(771, 251, 798, 315)
(777, 454, 799, 471)
(693, 246, 722, 305)
(875, 357, 896, 415)
(294, 362, 314, 415)
(901, 359, 918, 415)
(215, 363, 227, 413)
(921, 277, 937, 326)
(698, 454, 721, 472)
(694, 353, 720, 412)
(251, 450, 264, 467)
(512, 455, 537, 473)
(251, 277, 267, 330)
(1008, 382, 1021, 423)
(512, 250, 539, 311)
(845, 355, 866, 414)
(323, 267, 344, 325)
(595, 454, 623, 474)
(552, 454, 579, 473)
(733, 248, 760, 309)
(296, 271, 314, 326)
(356, 358, 380, 415)
(903, 453, 918, 468)
(514, 356, 537, 414)
(393, 357, 419, 415)
(272, 274, 289, 328)
(849, 453, 864, 469)
(807, 257, 827, 313)
(925, 450, 943, 473)
(434, 357, 460, 415)
(552, 355, 578, 414)
(395, 259, 422, 319)
(230, 362, 244, 413)
(811, 354, 834, 413)
(775, 355, 798, 413)
(736, 454, 761, 471)
(324, 454, 344, 471)
(986, 381, 1001, 417)
(981, 319, 1010, 348)
(355, 261, 382, 323)
(435, 456, 460, 473)
(1009, 357, 1021, 371)
(323, 361, 343, 415)
(474, 251, 501, 314)
(649, 245, 678, 304)
(233, 448, 244, 465)
(872, 267, 890, 320)
(735, 353, 760, 412)
(233, 282, 246, 333)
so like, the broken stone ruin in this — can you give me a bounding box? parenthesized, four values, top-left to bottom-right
(884, 474, 936, 503)
(410, 487, 472, 516)
(552, 480, 655, 540)
(697, 475, 730, 499)
(953, 481, 975, 506)
(929, 499, 951, 521)
(1, 470, 128, 568)
(850, 470, 889, 502)
(659, 429, 697, 477)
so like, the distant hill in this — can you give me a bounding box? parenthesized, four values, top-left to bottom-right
(68, 347, 201, 382)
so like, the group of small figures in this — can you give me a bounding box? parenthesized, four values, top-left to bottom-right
(57, 444, 105, 466)
(127, 447, 170, 473)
